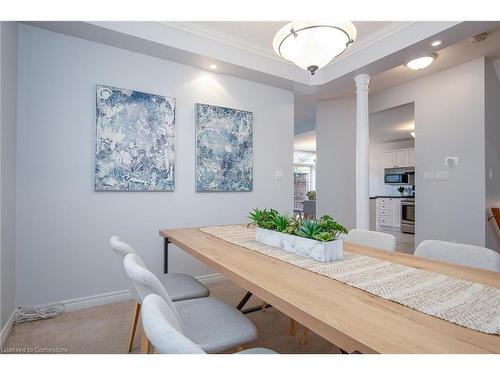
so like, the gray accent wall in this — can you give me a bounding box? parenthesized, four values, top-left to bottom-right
(1, 22, 17, 329)
(317, 58, 489, 249)
(16, 24, 294, 306)
(485, 58, 500, 253)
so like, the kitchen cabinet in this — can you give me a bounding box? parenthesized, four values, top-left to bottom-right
(376, 198, 402, 228)
(384, 152, 396, 169)
(384, 148, 415, 168)
(408, 148, 415, 167)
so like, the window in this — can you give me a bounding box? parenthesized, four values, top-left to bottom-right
(293, 151, 316, 210)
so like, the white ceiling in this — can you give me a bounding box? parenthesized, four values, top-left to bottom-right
(294, 131, 316, 151)
(25, 20, 500, 135)
(172, 21, 398, 63)
(319, 26, 500, 101)
(370, 102, 415, 143)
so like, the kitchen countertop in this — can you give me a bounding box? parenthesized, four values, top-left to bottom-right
(369, 196, 415, 199)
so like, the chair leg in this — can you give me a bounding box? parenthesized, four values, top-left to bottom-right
(128, 302, 141, 353)
(300, 328, 309, 345)
(140, 326, 151, 354)
(289, 318, 296, 336)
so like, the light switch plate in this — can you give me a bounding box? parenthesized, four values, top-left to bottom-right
(435, 171, 449, 181)
(274, 169, 284, 180)
(424, 171, 434, 181)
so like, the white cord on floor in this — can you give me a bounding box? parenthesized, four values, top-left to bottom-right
(14, 304, 65, 325)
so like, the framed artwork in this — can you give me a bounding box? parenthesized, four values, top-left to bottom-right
(195, 103, 253, 192)
(95, 84, 175, 191)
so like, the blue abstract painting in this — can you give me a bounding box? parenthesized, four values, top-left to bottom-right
(95, 85, 175, 191)
(195, 103, 253, 192)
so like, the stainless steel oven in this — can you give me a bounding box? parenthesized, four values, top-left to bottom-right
(401, 199, 415, 234)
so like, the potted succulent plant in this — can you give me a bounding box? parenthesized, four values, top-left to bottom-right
(248, 209, 347, 262)
(306, 190, 316, 200)
(397, 186, 405, 196)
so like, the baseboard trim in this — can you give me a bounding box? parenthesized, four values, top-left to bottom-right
(196, 272, 225, 285)
(61, 289, 132, 312)
(0, 309, 16, 348)
(10, 272, 224, 328)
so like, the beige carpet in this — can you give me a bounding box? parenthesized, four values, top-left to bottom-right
(3, 280, 340, 354)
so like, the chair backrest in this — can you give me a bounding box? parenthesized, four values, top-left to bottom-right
(123, 253, 184, 328)
(109, 235, 137, 261)
(123, 253, 170, 302)
(414, 240, 500, 272)
(141, 294, 205, 354)
(346, 229, 396, 251)
(109, 236, 143, 302)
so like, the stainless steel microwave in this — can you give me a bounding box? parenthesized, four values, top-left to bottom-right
(384, 168, 415, 185)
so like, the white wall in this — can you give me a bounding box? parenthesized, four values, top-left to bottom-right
(16, 25, 294, 306)
(317, 58, 487, 248)
(485, 58, 500, 253)
(371, 58, 486, 247)
(316, 97, 356, 229)
(0, 22, 17, 331)
(369, 139, 414, 197)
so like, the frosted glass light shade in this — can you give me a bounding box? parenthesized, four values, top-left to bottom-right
(273, 22, 357, 75)
(406, 55, 436, 70)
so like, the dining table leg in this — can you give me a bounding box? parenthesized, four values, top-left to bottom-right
(236, 291, 271, 314)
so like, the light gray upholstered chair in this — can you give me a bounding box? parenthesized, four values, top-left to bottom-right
(109, 236, 209, 352)
(141, 294, 276, 354)
(414, 240, 500, 272)
(346, 229, 396, 251)
(124, 253, 258, 353)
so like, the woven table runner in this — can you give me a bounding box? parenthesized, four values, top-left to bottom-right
(200, 225, 500, 335)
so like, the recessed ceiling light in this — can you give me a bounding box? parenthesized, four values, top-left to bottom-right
(209, 64, 218, 70)
(431, 40, 442, 47)
(406, 54, 437, 70)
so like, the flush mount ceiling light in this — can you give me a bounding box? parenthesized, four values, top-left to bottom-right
(273, 21, 357, 75)
(209, 64, 218, 70)
(406, 54, 437, 70)
(431, 40, 442, 47)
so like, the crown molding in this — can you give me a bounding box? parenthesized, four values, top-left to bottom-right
(159, 21, 417, 70)
(158, 21, 288, 64)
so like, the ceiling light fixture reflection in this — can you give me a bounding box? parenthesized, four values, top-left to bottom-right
(209, 64, 218, 70)
(273, 21, 357, 75)
(431, 40, 442, 47)
(406, 54, 437, 70)
(410, 131, 415, 138)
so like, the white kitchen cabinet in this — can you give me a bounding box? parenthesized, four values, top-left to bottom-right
(384, 152, 396, 168)
(408, 148, 415, 167)
(376, 198, 402, 228)
(383, 148, 415, 168)
(395, 150, 409, 168)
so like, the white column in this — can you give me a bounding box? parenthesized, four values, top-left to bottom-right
(354, 74, 370, 230)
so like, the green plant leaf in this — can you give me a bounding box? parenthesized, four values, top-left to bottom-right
(313, 232, 335, 242)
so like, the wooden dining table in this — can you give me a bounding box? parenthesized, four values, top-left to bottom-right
(159, 227, 500, 354)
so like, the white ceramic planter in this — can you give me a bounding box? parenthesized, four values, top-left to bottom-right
(255, 228, 343, 263)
